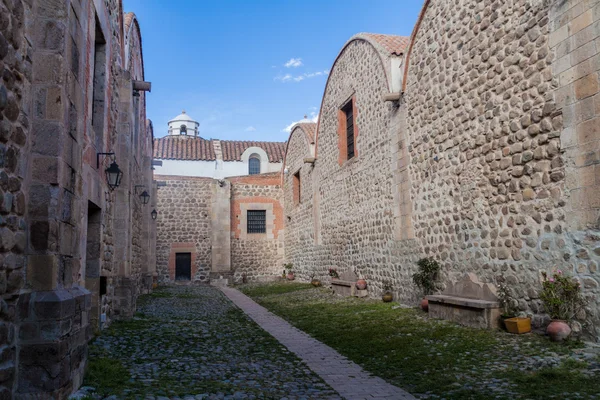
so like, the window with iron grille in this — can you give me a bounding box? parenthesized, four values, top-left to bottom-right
(342, 101, 354, 159)
(247, 210, 266, 233)
(249, 155, 261, 175)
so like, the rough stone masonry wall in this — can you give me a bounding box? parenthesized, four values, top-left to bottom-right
(309, 40, 415, 294)
(404, 0, 600, 339)
(283, 127, 318, 281)
(230, 173, 284, 282)
(0, 0, 29, 396)
(155, 176, 213, 283)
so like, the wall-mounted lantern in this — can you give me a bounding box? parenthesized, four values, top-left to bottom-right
(151, 209, 158, 220)
(140, 190, 150, 205)
(97, 153, 123, 190)
(135, 185, 150, 205)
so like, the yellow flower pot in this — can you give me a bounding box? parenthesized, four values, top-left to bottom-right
(504, 317, 531, 334)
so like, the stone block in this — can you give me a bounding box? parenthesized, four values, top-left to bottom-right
(574, 73, 599, 100)
(577, 117, 600, 143)
(32, 289, 75, 321)
(26, 255, 58, 291)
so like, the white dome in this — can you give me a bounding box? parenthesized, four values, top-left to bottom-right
(168, 110, 196, 123)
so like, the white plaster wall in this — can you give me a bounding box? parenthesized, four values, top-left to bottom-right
(155, 159, 282, 178)
(168, 120, 199, 136)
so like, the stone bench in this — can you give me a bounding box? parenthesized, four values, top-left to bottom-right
(331, 270, 368, 298)
(426, 273, 501, 329)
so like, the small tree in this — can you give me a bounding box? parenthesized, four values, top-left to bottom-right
(412, 258, 441, 296)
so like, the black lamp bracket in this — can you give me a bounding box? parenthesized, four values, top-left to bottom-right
(97, 152, 115, 169)
(134, 185, 146, 195)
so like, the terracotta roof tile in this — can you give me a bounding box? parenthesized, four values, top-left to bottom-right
(153, 137, 286, 163)
(295, 123, 317, 143)
(153, 136, 216, 161)
(360, 33, 410, 56)
(220, 140, 286, 162)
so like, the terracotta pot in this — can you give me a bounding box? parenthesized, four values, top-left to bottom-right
(286, 273, 295, 281)
(420, 298, 429, 312)
(311, 279, 322, 287)
(504, 317, 531, 334)
(356, 279, 367, 290)
(547, 320, 571, 342)
(382, 292, 393, 303)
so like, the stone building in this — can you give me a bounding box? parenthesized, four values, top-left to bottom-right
(153, 110, 286, 178)
(0, 0, 156, 398)
(154, 114, 287, 284)
(283, 1, 600, 341)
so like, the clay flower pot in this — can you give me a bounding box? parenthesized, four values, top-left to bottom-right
(356, 279, 367, 290)
(547, 320, 571, 342)
(420, 297, 429, 312)
(382, 292, 393, 303)
(286, 273, 295, 281)
(311, 279, 322, 287)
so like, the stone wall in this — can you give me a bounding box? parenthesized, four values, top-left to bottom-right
(403, 0, 599, 339)
(0, 1, 157, 397)
(230, 173, 284, 281)
(155, 176, 213, 283)
(0, 0, 30, 396)
(283, 0, 600, 340)
(284, 37, 413, 295)
(283, 126, 317, 280)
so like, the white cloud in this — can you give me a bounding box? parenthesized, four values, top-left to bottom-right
(284, 58, 303, 68)
(275, 70, 329, 83)
(282, 111, 319, 133)
(245, 126, 256, 132)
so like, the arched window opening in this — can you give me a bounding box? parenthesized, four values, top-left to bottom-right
(249, 155, 261, 175)
(180, 125, 187, 135)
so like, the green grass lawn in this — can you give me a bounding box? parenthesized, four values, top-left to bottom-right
(240, 282, 600, 400)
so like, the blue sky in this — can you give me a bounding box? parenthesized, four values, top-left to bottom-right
(122, 0, 423, 141)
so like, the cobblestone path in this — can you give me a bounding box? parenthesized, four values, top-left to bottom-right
(78, 285, 342, 400)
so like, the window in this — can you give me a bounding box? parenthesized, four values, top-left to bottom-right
(293, 171, 301, 206)
(92, 15, 106, 150)
(342, 100, 355, 160)
(180, 125, 187, 135)
(247, 210, 266, 234)
(249, 155, 261, 175)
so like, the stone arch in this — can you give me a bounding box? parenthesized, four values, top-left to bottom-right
(313, 34, 395, 159)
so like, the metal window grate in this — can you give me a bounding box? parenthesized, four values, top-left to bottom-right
(249, 157, 261, 175)
(247, 210, 266, 233)
(342, 101, 354, 159)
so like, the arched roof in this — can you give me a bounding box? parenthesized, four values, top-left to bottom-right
(313, 33, 409, 158)
(168, 110, 197, 124)
(124, 12, 145, 80)
(402, 0, 431, 92)
(280, 122, 317, 185)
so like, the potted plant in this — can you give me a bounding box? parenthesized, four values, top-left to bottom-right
(540, 270, 586, 342)
(309, 271, 322, 287)
(382, 281, 393, 303)
(283, 263, 295, 281)
(328, 268, 339, 280)
(412, 258, 441, 311)
(497, 281, 519, 330)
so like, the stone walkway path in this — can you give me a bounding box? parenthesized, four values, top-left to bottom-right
(76, 285, 342, 399)
(221, 287, 415, 400)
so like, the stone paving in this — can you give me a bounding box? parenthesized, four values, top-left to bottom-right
(73, 285, 342, 399)
(221, 287, 415, 400)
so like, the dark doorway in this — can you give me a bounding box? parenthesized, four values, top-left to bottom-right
(175, 253, 191, 281)
(85, 202, 102, 329)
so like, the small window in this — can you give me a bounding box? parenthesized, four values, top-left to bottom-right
(180, 125, 187, 135)
(293, 171, 301, 206)
(342, 101, 355, 160)
(249, 155, 261, 175)
(247, 210, 266, 234)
